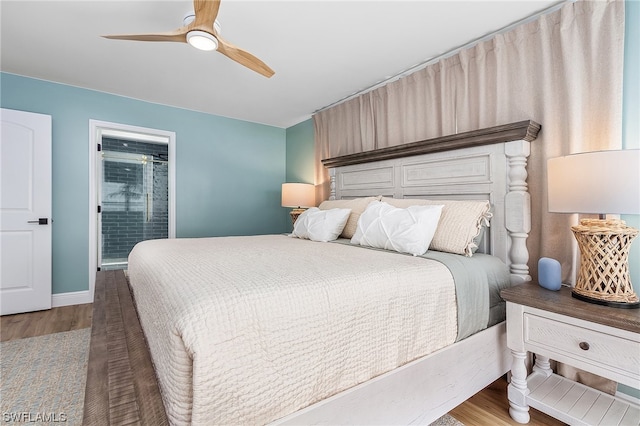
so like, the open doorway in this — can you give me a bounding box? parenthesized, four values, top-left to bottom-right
(100, 140, 169, 270)
(89, 121, 175, 295)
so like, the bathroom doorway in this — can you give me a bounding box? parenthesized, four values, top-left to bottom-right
(99, 141, 169, 269)
(89, 121, 175, 279)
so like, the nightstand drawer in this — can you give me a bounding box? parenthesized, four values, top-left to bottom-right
(524, 313, 640, 378)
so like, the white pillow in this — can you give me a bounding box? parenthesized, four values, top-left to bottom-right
(291, 207, 352, 242)
(381, 197, 492, 256)
(318, 196, 381, 239)
(351, 202, 444, 256)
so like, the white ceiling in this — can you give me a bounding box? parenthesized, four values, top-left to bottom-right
(1, 0, 563, 129)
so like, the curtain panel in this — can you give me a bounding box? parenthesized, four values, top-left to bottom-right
(313, 0, 625, 285)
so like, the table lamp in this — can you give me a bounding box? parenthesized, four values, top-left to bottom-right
(281, 183, 315, 226)
(547, 149, 640, 308)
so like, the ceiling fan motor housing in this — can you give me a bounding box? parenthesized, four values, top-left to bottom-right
(183, 13, 221, 34)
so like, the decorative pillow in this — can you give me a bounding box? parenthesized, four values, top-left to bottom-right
(291, 207, 352, 242)
(351, 202, 443, 256)
(381, 197, 492, 256)
(318, 196, 381, 239)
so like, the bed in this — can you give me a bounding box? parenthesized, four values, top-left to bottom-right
(96, 121, 540, 425)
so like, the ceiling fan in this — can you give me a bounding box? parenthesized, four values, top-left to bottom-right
(102, 0, 274, 78)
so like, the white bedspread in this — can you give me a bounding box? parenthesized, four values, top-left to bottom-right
(128, 235, 457, 425)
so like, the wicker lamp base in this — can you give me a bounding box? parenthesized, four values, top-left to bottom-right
(289, 208, 306, 227)
(571, 219, 639, 308)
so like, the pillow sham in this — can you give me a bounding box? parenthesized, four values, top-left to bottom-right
(351, 202, 443, 256)
(291, 207, 352, 242)
(381, 197, 492, 256)
(318, 196, 381, 239)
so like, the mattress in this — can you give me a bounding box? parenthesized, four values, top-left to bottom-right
(418, 249, 511, 338)
(127, 234, 509, 425)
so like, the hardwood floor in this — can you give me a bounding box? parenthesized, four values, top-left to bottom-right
(450, 377, 565, 426)
(1, 304, 565, 425)
(0, 303, 92, 342)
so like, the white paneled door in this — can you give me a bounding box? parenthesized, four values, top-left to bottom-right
(0, 108, 52, 315)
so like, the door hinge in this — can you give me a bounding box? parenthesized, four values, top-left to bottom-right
(97, 267, 101, 272)
(97, 205, 102, 213)
(97, 143, 102, 152)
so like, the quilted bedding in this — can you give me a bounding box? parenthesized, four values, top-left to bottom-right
(127, 235, 460, 425)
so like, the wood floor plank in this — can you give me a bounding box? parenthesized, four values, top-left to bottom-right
(0, 303, 92, 341)
(83, 270, 168, 426)
(450, 375, 566, 426)
(83, 269, 110, 424)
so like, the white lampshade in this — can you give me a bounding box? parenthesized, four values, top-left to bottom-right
(281, 183, 315, 208)
(547, 149, 640, 215)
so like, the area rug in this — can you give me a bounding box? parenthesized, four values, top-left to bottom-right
(0, 328, 90, 425)
(430, 413, 464, 426)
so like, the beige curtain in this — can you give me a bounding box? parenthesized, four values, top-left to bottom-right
(453, 0, 625, 283)
(313, 0, 625, 285)
(370, 61, 457, 147)
(314, 93, 376, 202)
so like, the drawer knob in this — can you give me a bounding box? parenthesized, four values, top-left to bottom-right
(579, 342, 590, 351)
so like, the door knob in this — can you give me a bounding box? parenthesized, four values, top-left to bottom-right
(27, 218, 49, 225)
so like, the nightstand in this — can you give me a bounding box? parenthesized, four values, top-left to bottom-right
(501, 283, 640, 425)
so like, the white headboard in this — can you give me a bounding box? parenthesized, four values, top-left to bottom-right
(321, 120, 540, 285)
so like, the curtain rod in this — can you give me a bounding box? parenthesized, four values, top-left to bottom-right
(314, 0, 572, 115)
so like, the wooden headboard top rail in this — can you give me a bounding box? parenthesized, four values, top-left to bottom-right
(321, 120, 540, 168)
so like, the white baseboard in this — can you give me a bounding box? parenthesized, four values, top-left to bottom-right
(52, 290, 93, 307)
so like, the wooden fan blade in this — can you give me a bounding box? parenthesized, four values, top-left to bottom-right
(102, 29, 187, 43)
(216, 35, 275, 78)
(193, 0, 221, 27)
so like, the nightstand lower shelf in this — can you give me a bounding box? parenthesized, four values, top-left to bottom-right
(525, 372, 640, 426)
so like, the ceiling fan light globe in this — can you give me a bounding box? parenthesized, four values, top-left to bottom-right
(187, 30, 218, 51)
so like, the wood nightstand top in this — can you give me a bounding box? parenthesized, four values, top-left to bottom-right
(501, 282, 640, 334)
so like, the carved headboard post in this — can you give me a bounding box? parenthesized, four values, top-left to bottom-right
(328, 168, 337, 200)
(505, 140, 532, 284)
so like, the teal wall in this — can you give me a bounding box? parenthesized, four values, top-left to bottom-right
(619, 0, 640, 401)
(1, 72, 289, 294)
(622, 0, 639, 292)
(622, 0, 639, 151)
(622, 0, 639, 287)
(285, 119, 315, 184)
